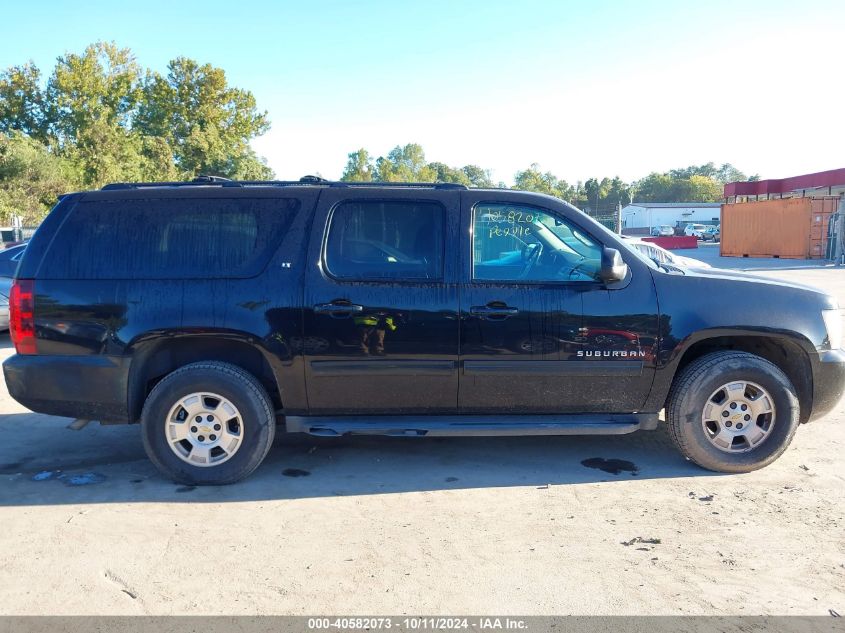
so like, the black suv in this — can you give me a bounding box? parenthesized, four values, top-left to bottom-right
(4, 178, 844, 484)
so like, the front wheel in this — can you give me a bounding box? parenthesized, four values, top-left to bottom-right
(141, 361, 276, 484)
(666, 351, 799, 473)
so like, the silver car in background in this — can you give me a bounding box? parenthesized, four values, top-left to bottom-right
(0, 244, 27, 330)
(650, 225, 675, 237)
(0, 276, 10, 330)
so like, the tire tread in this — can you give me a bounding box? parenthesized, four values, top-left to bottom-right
(666, 351, 798, 472)
(141, 361, 275, 484)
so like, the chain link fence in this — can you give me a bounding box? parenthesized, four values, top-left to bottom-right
(1, 226, 37, 245)
(581, 206, 621, 233)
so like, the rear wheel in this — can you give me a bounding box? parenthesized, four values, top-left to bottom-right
(666, 351, 799, 473)
(141, 361, 275, 484)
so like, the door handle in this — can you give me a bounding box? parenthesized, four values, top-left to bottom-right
(314, 302, 364, 317)
(470, 305, 519, 320)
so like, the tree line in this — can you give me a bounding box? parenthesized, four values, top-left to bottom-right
(342, 143, 757, 215)
(1, 42, 757, 225)
(0, 42, 271, 223)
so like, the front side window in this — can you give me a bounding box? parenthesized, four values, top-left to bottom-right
(472, 203, 602, 282)
(325, 200, 444, 280)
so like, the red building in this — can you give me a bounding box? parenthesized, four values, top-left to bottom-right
(724, 168, 845, 203)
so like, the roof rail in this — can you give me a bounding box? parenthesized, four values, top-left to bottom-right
(192, 175, 235, 184)
(101, 177, 469, 191)
(101, 180, 244, 190)
(329, 181, 468, 190)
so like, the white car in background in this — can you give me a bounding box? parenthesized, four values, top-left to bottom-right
(624, 238, 710, 269)
(683, 223, 708, 238)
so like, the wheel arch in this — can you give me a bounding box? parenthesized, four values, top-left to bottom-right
(662, 333, 813, 423)
(127, 334, 283, 424)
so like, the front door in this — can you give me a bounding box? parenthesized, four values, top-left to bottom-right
(458, 192, 659, 413)
(302, 188, 460, 415)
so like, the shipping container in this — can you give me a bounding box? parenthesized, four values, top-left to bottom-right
(720, 197, 840, 259)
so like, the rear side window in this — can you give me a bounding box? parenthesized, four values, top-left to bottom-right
(324, 200, 445, 280)
(40, 197, 300, 279)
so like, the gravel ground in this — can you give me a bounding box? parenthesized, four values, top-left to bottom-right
(0, 266, 843, 616)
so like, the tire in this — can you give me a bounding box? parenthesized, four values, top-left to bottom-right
(666, 351, 799, 473)
(141, 361, 276, 484)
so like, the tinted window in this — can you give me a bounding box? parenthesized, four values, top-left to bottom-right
(325, 200, 444, 280)
(473, 203, 602, 282)
(41, 197, 299, 279)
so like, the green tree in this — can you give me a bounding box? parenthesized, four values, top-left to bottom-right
(341, 148, 374, 182)
(136, 56, 272, 179)
(0, 41, 275, 217)
(0, 132, 78, 224)
(47, 43, 140, 144)
(374, 143, 437, 182)
(604, 176, 632, 207)
(668, 162, 757, 186)
(0, 63, 49, 141)
(633, 169, 725, 203)
(461, 165, 493, 188)
(45, 42, 156, 186)
(674, 174, 723, 201)
(343, 145, 495, 187)
(0, 43, 156, 188)
(428, 162, 471, 185)
(582, 178, 604, 210)
(632, 172, 673, 202)
(513, 163, 574, 201)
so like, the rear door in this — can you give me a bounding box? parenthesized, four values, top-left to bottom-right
(302, 187, 460, 414)
(458, 190, 659, 413)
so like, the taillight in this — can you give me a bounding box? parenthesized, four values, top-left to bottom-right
(9, 279, 36, 355)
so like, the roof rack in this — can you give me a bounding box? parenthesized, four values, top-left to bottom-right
(101, 176, 468, 191)
(331, 181, 468, 190)
(102, 175, 242, 190)
(192, 175, 234, 184)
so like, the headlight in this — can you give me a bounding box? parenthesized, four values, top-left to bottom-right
(821, 309, 843, 350)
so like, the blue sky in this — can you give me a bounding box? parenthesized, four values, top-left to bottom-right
(1, 0, 842, 184)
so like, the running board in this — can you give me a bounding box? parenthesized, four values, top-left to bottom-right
(284, 414, 659, 437)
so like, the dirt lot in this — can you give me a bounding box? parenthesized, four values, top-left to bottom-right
(0, 266, 843, 616)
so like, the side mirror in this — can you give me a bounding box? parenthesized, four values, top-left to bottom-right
(600, 247, 628, 283)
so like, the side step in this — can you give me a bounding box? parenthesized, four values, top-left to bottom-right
(285, 413, 659, 438)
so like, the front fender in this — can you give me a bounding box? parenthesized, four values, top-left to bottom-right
(643, 269, 831, 418)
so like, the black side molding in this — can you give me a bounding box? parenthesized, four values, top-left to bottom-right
(310, 360, 456, 377)
(463, 360, 643, 377)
